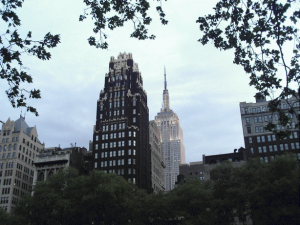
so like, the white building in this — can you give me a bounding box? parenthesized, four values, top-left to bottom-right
(0, 116, 44, 213)
(149, 120, 165, 193)
(155, 69, 185, 191)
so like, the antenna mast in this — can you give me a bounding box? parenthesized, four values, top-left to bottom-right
(164, 66, 167, 90)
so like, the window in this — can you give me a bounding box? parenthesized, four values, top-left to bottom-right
(258, 147, 262, 153)
(128, 168, 131, 174)
(244, 108, 248, 114)
(114, 111, 116, 116)
(94, 162, 98, 168)
(118, 132, 121, 138)
(280, 144, 284, 150)
(247, 127, 252, 134)
(258, 117, 262, 122)
(95, 153, 98, 159)
(133, 109, 136, 114)
(95, 144, 98, 150)
(284, 144, 289, 150)
(13, 144, 17, 150)
(128, 158, 131, 164)
(264, 116, 268, 122)
(264, 156, 268, 163)
(268, 115, 272, 121)
(122, 123, 125, 129)
(272, 135, 276, 141)
(273, 145, 278, 151)
(261, 136, 265, 142)
(257, 107, 261, 112)
(105, 143, 108, 149)
(259, 126, 264, 132)
(254, 117, 258, 123)
(122, 132, 125, 137)
(133, 132, 136, 137)
(102, 125, 105, 131)
(133, 149, 136, 155)
(133, 100, 136, 106)
(109, 103, 112, 108)
(257, 136, 261, 143)
(122, 101, 124, 106)
(101, 152, 104, 158)
(255, 127, 259, 133)
(274, 114, 279, 120)
(122, 141, 125, 147)
(252, 108, 256, 113)
(291, 143, 295, 149)
(101, 143, 104, 149)
(263, 146, 267, 153)
(122, 110, 124, 115)
(100, 105, 103, 111)
(250, 147, 254, 154)
(114, 124, 117, 130)
(296, 142, 299, 149)
(102, 135, 105, 140)
(269, 145, 273, 152)
(133, 141, 136, 146)
(129, 131, 132, 137)
(128, 140, 131, 146)
(267, 135, 271, 142)
(133, 117, 136, 123)
(294, 132, 298, 138)
(96, 135, 99, 141)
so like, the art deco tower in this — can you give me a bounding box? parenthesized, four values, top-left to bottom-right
(155, 69, 185, 191)
(92, 52, 151, 192)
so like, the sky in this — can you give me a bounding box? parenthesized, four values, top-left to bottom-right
(0, 0, 259, 163)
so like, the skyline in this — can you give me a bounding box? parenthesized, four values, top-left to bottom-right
(0, 0, 260, 163)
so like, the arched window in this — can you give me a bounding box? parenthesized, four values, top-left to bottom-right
(38, 172, 45, 181)
(48, 171, 54, 178)
(8, 145, 12, 151)
(4, 146, 7, 151)
(13, 144, 17, 150)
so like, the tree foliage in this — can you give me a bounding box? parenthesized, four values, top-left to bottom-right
(80, 0, 168, 49)
(2, 155, 298, 225)
(1, 0, 167, 116)
(197, 0, 300, 136)
(0, 0, 60, 116)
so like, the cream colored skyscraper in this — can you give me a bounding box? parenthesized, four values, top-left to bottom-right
(155, 69, 185, 191)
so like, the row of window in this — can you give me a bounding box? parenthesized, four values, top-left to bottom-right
(0, 144, 17, 151)
(260, 153, 300, 163)
(249, 132, 298, 143)
(96, 140, 137, 150)
(102, 123, 126, 131)
(0, 162, 14, 169)
(250, 142, 299, 154)
(95, 158, 137, 168)
(244, 102, 300, 114)
(99, 131, 135, 141)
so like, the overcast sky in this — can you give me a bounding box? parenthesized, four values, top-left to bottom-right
(1, 0, 259, 163)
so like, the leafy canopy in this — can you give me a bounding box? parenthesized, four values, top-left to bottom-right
(197, 0, 300, 136)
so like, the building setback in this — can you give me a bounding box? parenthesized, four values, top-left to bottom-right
(92, 52, 151, 193)
(149, 120, 165, 193)
(0, 116, 44, 213)
(155, 69, 185, 191)
(240, 95, 300, 161)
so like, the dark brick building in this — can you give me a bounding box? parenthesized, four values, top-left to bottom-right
(92, 52, 151, 193)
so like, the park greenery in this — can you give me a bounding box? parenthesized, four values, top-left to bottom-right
(0, 154, 299, 225)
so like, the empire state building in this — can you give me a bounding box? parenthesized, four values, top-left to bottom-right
(155, 69, 185, 191)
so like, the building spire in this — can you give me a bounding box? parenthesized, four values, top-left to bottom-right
(162, 67, 170, 111)
(164, 66, 167, 90)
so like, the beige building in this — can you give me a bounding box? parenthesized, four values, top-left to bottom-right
(149, 120, 165, 193)
(155, 69, 185, 191)
(0, 116, 44, 213)
(33, 146, 87, 188)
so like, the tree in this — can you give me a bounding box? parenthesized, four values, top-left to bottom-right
(0, 0, 60, 117)
(1, 0, 167, 118)
(13, 168, 148, 225)
(210, 154, 300, 225)
(197, 0, 300, 137)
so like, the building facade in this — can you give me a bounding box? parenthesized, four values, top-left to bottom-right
(240, 95, 300, 162)
(33, 146, 87, 188)
(155, 69, 185, 191)
(149, 120, 165, 193)
(0, 116, 44, 213)
(92, 52, 151, 192)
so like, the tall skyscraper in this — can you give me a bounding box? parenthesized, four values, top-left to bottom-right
(155, 69, 185, 191)
(0, 116, 44, 213)
(92, 52, 151, 192)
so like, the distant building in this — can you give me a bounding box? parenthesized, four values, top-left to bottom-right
(0, 116, 44, 213)
(149, 120, 165, 193)
(240, 95, 300, 161)
(202, 147, 247, 180)
(155, 69, 185, 191)
(92, 52, 151, 193)
(33, 146, 87, 187)
(176, 161, 204, 185)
